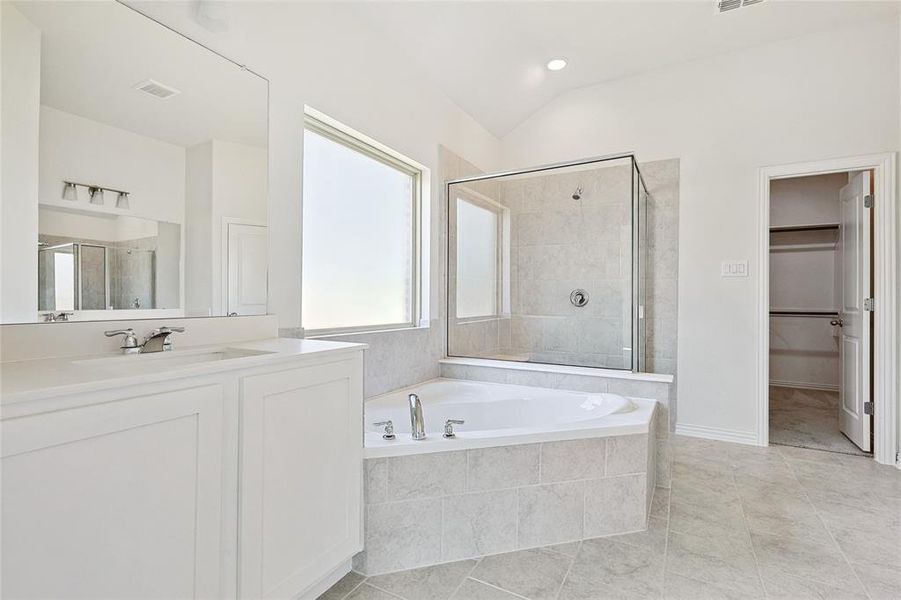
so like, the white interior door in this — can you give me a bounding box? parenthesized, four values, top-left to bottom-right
(838, 171, 872, 451)
(227, 223, 268, 316)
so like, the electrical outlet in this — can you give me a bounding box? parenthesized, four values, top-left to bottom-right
(721, 260, 749, 277)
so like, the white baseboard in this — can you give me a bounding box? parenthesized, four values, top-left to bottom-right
(675, 423, 760, 446)
(769, 380, 839, 392)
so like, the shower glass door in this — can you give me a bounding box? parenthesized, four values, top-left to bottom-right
(447, 154, 646, 371)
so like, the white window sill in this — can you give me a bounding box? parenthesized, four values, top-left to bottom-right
(308, 323, 431, 340)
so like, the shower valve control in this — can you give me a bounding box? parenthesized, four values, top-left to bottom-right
(373, 420, 396, 440)
(444, 419, 465, 438)
(570, 289, 590, 308)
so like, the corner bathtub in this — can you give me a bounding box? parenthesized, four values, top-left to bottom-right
(363, 378, 655, 458)
(355, 378, 658, 575)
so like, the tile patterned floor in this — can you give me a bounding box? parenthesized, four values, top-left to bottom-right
(769, 386, 870, 456)
(320, 436, 901, 599)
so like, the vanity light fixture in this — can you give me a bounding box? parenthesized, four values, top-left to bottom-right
(89, 187, 105, 205)
(546, 58, 567, 71)
(62, 181, 131, 209)
(62, 182, 78, 201)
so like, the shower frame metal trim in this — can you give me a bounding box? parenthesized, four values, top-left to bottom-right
(446, 153, 649, 374)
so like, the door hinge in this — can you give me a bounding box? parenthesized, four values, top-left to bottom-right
(864, 297, 875, 311)
(864, 401, 874, 415)
(864, 195, 874, 208)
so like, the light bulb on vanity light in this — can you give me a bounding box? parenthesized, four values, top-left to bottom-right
(89, 187, 105, 205)
(62, 182, 78, 201)
(116, 191, 130, 209)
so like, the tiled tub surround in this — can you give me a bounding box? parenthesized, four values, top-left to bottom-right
(353, 379, 657, 576)
(447, 157, 679, 377)
(440, 358, 675, 489)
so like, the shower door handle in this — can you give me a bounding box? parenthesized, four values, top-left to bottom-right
(830, 318, 843, 327)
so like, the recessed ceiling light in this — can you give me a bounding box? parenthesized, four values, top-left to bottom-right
(546, 58, 567, 72)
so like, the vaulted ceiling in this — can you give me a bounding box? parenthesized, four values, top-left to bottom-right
(354, 1, 900, 137)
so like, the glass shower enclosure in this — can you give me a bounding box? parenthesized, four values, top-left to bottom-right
(447, 153, 649, 372)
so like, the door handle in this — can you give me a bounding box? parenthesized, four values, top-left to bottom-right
(830, 318, 844, 327)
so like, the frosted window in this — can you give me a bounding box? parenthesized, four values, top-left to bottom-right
(53, 252, 75, 311)
(456, 198, 498, 318)
(302, 127, 415, 332)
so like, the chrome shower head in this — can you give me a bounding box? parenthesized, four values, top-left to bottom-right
(572, 186, 583, 200)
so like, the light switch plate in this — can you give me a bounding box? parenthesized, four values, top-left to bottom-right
(721, 260, 749, 277)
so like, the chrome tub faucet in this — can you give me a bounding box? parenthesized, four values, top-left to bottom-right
(409, 393, 426, 440)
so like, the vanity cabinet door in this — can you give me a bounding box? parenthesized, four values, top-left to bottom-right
(1, 384, 226, 599)
(239, 355, 363, 599)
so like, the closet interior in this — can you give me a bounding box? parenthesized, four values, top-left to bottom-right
(768, 171, 873, 456)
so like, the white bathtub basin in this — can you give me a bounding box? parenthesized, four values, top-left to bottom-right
(364, 378, 655, 458)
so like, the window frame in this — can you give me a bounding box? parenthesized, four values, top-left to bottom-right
(301, 113, 423, 336)
(452, 186, 509, 323)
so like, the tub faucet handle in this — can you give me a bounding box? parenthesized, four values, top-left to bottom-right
(373, 420, 396, 440)
(443, 419, 465, 438)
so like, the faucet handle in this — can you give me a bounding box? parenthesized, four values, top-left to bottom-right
(444, 419, 465, 438)
(105, 328, 139, 352)
(373, 420, 396, 440)
(159, 326, 185, 333)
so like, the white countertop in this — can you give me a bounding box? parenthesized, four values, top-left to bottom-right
(0, 337, 366, 408)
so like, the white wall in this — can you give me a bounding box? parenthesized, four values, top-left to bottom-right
(1, 3, 41, 324)
(183, 139, 267, 316)
(38, 106, 186, 224)
(501, 20, 900, 438)
(185, 142, 213, 315)
(210, 140, 267, 314)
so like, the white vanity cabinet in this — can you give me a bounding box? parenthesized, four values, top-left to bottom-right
(239, 355, 364, 599)
(1, 381, 228, 599)
(0, 341, 365, 600)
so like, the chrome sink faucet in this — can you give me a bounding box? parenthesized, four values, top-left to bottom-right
(409, 393, 426, 440)
(105, 326, 185, 354)
(141, 326, 185, 353)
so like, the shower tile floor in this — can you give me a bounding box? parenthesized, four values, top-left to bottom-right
(320, 436, 901, 599)
(769, 386, 870, 456)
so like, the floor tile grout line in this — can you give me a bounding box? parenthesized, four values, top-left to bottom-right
(550, 547, 578, 600)
(730, 461, 773, 599)
(357, 580, 408, 600)
(467, 576, 532, 600)
(446, 559, 484, 599)
(337, 576, 368, 600)
(781, 451, 875, 600)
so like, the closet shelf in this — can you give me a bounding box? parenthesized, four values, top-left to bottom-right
(769, 223, 839, 233)
(770, 309, 839, 319)
(770, 223, 839, 251)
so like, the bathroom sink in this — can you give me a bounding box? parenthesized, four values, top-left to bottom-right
(73, 347, 276, 369)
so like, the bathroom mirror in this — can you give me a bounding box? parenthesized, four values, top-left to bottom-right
(1, 0, 269, 323)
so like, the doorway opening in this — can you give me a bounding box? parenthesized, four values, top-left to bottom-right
(768, 171, 872, 455)
(757, 153, 897, 466)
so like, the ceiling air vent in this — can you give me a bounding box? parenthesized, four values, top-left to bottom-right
(717, 0, 764, 13)
(134, 79, 181, 100)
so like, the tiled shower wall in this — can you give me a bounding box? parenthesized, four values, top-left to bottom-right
(447, 157, 679, 377)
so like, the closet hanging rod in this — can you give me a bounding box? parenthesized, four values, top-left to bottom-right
(769, 310, 840, 318)
(769, 223, 839, 233)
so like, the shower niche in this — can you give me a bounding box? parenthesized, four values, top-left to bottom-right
(447, 154, 649, 372)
